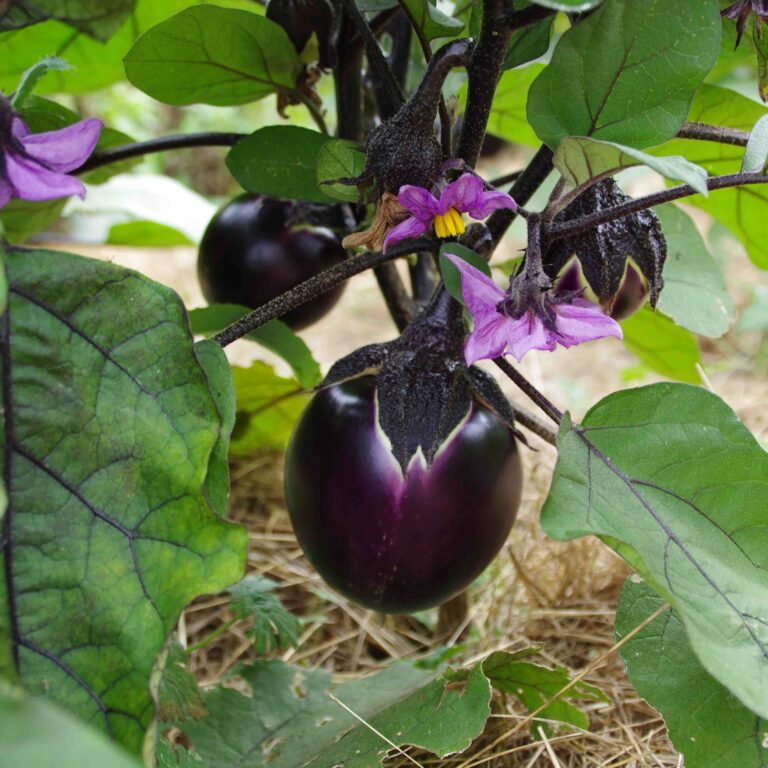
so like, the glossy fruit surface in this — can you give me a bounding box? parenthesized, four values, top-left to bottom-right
(197, 195, 346, 330)
(284, 375, 523, 614)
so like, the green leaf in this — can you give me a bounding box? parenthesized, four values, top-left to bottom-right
(652, 85, 768, 270)
(742, 113, 768, 173)
(107, 221, 193, 247)
(654, 205, 733, 337)
(0, 197, 67, 245)
(483, 650, 607, 735)
(527, 0, 721, 149)
(157, 741, 203, 768)
(552, 136, 709, 211)
(228, 575, 300, 654)
(528, 0, 601, 9)
(230, 362, 309, 455)
(755, 24, 768, 103)
(462, 64, 543, 148)
(189, 304, 322, 389)
(157, 642, 207, 722)
(616, 579, 768, 768)
(179, 658, 490, 767)
(620, 308, 701, 383)
(439, 243, 492, 305)
(316, 139, 367, 202)
(0, 245, 247, 754)
(10, 56, 71, 109)
(0, 683, 143, 768)
(0, 0, 254, 95)
(399, 0, 463, 42)
(738, 285, 768, 333)
(541, 383, 768, 719)
(0, 0, 136, 40)
(227, 126, 338, 204)
(124, 5, 300, 106)
(503, 14, 553, 70)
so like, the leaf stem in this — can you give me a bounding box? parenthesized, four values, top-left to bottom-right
(74, 132, 247, 174)
(298, 91, 330, 135)
(185, 617, 238, 654)
(547, 171, 768, 242)
(214, 238, 437, 346)
(677, 121, 750, 147)
(493, 356, 563, 426)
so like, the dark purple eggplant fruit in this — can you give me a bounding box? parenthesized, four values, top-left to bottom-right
(197, 195, 347, 330)
(284, 289, 524, 614)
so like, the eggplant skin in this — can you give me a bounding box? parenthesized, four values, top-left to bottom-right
(284, 376, 523, 614)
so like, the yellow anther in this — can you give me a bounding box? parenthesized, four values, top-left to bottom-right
(434, 214, 447, 238)
(448, 207, 465, 235)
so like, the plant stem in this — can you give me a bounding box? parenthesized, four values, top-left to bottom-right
(340, 0, 404, 116)
(214, 239, 436, 346)
(185, 617, 238, 653)
(510, 405, 557, 446)
(298, 91, 329, 135)
(74, 132, 246, 174)
(547, 171, 768, 242)
(677, 121, 750, 147)
(493, 357, 563, 426)
(335, 10, 365, 143)
(489, 169, 523, 187)
(486, 145, 554, 244)
(409, 253, 437, 305)
(373, 263, 414, 330)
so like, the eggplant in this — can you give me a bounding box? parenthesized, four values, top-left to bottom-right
(284, 289, 524, 613)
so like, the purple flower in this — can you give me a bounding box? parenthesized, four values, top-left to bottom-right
(722, 0, 768, 46)
(383, 172, 516, 252)
(0, 95, 102, 209)
(445, 253, 622, 365)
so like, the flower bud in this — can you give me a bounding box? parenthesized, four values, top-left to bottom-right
(544, 178, 666, 316)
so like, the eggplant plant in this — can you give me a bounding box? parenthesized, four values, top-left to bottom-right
(0, 1, 768, 767)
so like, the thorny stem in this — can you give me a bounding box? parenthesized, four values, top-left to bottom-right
(457, 0, 514, 167)
(486, 145, 554, 244)
(214, 238, 437, 346)
(677, 121, 750, 147)
(340, 0, 404, 116)
(547, 171, 768, 242)
(395, 0, 453, 155)
(493, 357, 563, 426)
(74, 132, 246, 174)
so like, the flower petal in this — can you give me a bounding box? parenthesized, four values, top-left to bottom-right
(443, 253, 506, 317)
(20, 118, 103, 173)
(0, 177, 12, 209)
(5, 153, 86, 202)
(506, 313, 557, 361)
(383, 216, 428, 252)
(554, 298, 623, 347)
(464, 187, 517, 220)
(11, 117, 29, 140)
(440, 173, 485, 214)
(396, 185, 440, 219)
(464, 312, 513, 365)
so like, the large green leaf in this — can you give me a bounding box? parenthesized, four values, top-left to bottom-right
(552, 136, 708, 211)
(177, 658, 490, 767)
(528, 0, 601, 9)
(124, 5, 300, 106)
(541, 384, 768, 719)
(653, 85, 768, 270)
(527, 0, 721, 149)
(461, 64, 543, 148)
(0, 0, 264, 95)
(620, 308, 701, 383)
(227, 126, 338, 204)
(0, 0, 135, 40)
(316, 140, 367, 203)
(0, 683, 143, 768)
(654, 205, 733, 337)
(0, 245, 247, 754)
(617, 579, 768, 768)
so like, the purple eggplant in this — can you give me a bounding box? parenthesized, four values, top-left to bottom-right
(284, 290, 524, 614)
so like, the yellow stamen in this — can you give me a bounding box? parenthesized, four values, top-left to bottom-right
(433, 208, 465, 239)
(448, 207, 465, 235)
